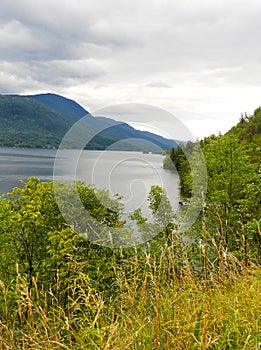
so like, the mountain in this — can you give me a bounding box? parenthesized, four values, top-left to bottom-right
(0, 94, 72, 148)
(0, 93, 178, 151)
(27, 93, 178, 150)
(26, 93, 89, 121)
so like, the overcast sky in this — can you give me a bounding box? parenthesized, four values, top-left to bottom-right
(1, 0, 261, 139)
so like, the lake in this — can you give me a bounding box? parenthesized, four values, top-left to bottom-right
(0, 147, 180, 220)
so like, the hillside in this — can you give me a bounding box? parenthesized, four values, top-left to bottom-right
(0, 95, 72, 148)
(27, 93, 178, 150)
(227, 107, 261, 146)
(26, 93, 90, 121)
(0, 93, 178, 151)
(226, 106, 261, 163)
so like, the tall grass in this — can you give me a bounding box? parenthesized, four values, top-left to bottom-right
(1, 231, 261, 349)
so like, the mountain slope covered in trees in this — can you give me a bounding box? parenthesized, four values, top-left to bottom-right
(226, 107, 261, 163)
(26, 92, 90, 121)
(0, 95, 72, 148)
(228, 107, 261, 145)
(0, 93, 178, 151)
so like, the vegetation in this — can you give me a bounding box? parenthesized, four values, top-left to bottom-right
(0, 106, 260, 348)
(0, 170, 260, 348)
(0, 93, 178, 151)
(0, 94, 122, 149)
(1, 234, 261, 349)
(163, 143, 193, 196)
(0, 95, 72, 148)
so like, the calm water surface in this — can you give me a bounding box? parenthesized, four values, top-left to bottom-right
(0, 147, 180, 218)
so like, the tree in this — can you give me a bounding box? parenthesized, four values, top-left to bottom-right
(0, 178, 64, 287)
(0, 177, 124, 288)
(148, 185, 175, 234)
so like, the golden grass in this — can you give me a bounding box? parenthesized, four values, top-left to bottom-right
(1, 252, 261, 349)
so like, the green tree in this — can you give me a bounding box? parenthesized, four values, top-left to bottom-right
(148, 185, 175, 234)
(0, 178, 57, 287)
(0, 177, 124, 288)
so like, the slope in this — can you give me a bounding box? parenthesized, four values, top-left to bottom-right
(0, 93, 178, 151)
(27, 93, 178, 150)
(227, 107, 261, 146)
(0, 95, 72, 148)
(26, 93, 90, 121)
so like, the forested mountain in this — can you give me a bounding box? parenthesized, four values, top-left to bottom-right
(0, 93, 178, 151)
(28, 93, 178, 150)
(0, 95, 72, 148)
(26, 93, 90, 121)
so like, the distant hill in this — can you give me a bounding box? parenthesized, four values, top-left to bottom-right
(0, 93, 178, 151)
(26, 93, 178, 150)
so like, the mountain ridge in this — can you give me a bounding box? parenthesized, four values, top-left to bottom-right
(0, 93, 178, 151)
(26, 93, 178, 150)
(25, 93, 90, 121)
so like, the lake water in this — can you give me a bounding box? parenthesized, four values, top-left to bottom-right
(0, 147, 180, 219)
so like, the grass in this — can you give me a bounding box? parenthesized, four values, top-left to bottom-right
(1, 244, 261, 350)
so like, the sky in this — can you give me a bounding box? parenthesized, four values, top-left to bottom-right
(1, 0, 261, 140)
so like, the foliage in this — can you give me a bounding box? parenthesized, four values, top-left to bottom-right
(228, 107, 261, 145)
(0, 178, 123, 287)
(227, 106, 261, 163)
(0, 173, 260, 348)
(200, 134, 260, 258)
(148, 185, 176, 233)
(163, 144, 193, 196)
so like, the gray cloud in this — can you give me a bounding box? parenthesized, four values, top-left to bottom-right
(29, 59, 106, 85)
(146, 81, 173, 89)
